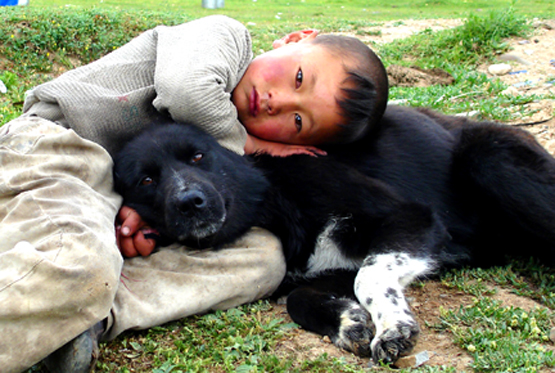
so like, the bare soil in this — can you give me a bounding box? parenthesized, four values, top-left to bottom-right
(269, 281, 549, 371)
(348, 18, 555, 127)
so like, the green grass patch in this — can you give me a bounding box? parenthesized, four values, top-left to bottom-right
(22, 0, 555, 25)
(437, 297, 555, 372)
(380, 3, 531, 67)
(442, 258, 555, 309)
(95, 301, 369, 373)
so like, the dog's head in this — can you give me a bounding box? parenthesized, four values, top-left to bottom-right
(113, 122, 269, 248)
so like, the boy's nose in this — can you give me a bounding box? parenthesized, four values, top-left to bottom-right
(265, 93, 296, 115)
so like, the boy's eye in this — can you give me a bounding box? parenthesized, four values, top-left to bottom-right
(294, 114, 303, 132)
(295, 68, 303, 89)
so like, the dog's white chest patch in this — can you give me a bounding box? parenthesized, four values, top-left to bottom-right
(305, 217, 362, 277)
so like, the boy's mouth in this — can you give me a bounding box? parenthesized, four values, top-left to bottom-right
(249, 87, 259, 117)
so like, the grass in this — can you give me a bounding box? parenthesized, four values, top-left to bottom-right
(17, 0, 555, 25)
(2, 0, 555, 372)
(380, 5, 532, 67)
(437, 297, 555, 372)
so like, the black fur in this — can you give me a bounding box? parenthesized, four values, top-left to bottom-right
(113, 105, 555, 364)
(113, 123, 269, 248)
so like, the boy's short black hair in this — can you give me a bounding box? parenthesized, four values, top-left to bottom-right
(312, 34, 388, 144)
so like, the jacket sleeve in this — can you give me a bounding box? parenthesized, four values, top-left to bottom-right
(152, 15, 252, 155)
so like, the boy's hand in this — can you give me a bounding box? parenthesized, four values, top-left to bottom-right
(245, 134, 326, 157)
(272, 29, 318, 49)
(116, 206, 157, 258)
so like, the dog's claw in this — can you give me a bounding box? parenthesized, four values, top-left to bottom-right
(332, 304, 374, 357)
(371, 321, 419, 364)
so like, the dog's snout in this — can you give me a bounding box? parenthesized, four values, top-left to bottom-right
(177, 189, 207, 212)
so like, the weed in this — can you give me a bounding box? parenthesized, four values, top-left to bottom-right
(437, 297, 555, 372)
(380, 3, 531, 67)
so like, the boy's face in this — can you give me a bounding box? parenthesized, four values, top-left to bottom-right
(232, 32, 347, 145)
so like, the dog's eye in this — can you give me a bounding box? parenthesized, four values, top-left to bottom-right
(140, 176, 155, 186)
(191, 152, 203, 163)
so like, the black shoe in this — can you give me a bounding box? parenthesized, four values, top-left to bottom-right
(43, 321, 105, 373)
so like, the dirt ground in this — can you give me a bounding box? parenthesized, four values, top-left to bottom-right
(270, 281, 549, 371)
(352, 18, 555, 144)
(271, 19, 555, 371)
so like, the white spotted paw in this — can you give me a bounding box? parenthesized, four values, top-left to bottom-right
(371, 319, 419, 363)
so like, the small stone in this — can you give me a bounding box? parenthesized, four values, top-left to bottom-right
(549, 327, 555, 343)
(394, 350, 430, 368)
(276, 296, 287, 305)
(322, 335, 332, 343)
(501, 86, 520, 96)
(488, 63, 512, 76)
(498, 53, 533, 66)
(389, 99, 409, 106)
(455, 111, 480, 118)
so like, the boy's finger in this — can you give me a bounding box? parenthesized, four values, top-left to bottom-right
(117, 205, 135, 223)
(133, 231, 156, 257)
(121, 210, 144, 236)
(119, 237, 139, 258)
(310, 147, 327, 156)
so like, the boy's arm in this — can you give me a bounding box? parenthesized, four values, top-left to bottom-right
(245, 134, 327, 157)
(153, 15, 252, 155)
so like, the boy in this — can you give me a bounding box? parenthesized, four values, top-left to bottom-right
(0, 15, 387, 373)
(115, 17, 388, 257)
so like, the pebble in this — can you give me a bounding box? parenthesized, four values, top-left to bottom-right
(488, 63, 512, 76)
(499, 53, 533, 66)
(501, 86, 520, 96)
(513, 80, 535, 88)
(394, 350, 430, 368)
(388, 99, 409, 106)
(549, 327, 555, 343)
(455, 111, 480, 118)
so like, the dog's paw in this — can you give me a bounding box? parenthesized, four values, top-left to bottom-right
(332, 303, 375, 357)
(370, 320, 419, 363)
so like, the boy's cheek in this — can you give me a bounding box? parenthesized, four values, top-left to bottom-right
(259, 62, 286, 83)
(250, 121, 288, 142)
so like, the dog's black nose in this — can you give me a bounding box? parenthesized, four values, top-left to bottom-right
(176, 189, 207, 212)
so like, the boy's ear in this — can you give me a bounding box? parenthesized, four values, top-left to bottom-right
(272, 29, 318, 49)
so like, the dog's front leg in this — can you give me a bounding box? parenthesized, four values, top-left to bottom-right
(354, 252, 435, 364)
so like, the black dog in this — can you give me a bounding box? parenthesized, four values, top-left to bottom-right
(113, 105, 555, 364)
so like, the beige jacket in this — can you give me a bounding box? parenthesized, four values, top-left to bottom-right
(23, 15, 252, 155)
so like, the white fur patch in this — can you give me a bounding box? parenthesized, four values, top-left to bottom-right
(354, 253, 435, 351)
(304, 217, 362, 277)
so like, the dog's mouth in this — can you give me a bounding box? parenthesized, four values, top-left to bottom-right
(177, 210, 227, 242)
